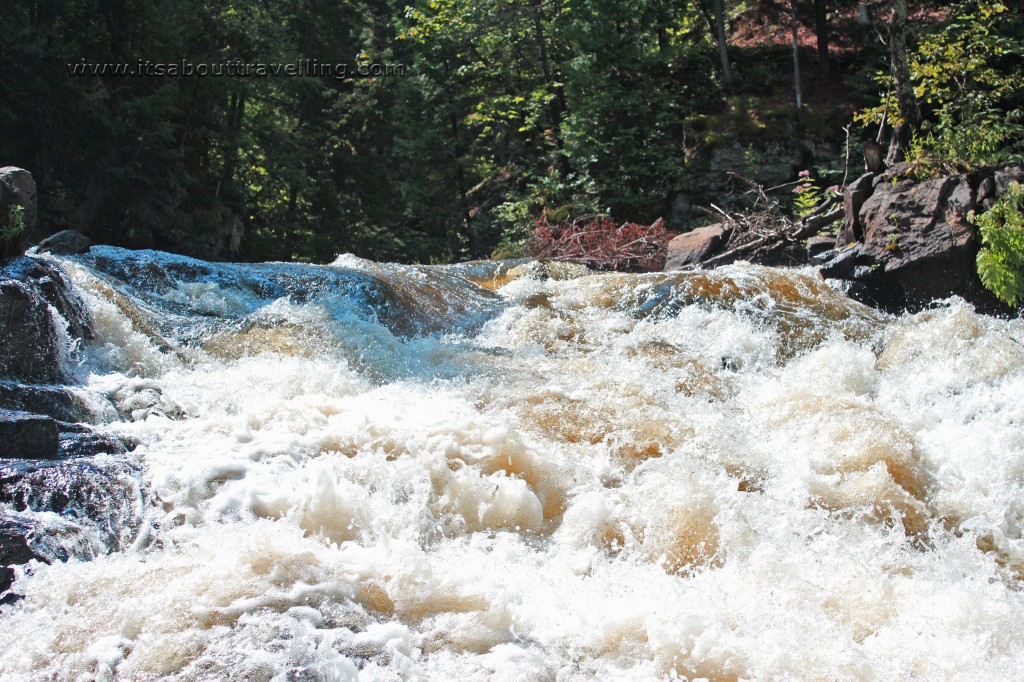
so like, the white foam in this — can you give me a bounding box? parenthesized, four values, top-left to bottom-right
(2, 264, 1023, 680)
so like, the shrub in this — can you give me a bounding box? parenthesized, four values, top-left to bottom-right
(974, 181, 1024, 307)
(524, 214, 676, 272)
(1, 204, 26, 244)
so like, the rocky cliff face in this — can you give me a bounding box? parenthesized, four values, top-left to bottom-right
(670, 126, 840, 231)
(820, 162, 1024, 312)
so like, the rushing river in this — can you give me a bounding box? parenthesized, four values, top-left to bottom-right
(2, 247, 1024, 680)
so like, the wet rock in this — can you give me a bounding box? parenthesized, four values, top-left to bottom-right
(0, 280, 63, 383)
(0, 410, 59, 460)
(0, 456, 141, 522)
(0, 381, 112, 423)
(57, 426, 130, 458)
(0, 167, 38, 260)
(664, 224, 729, 271)
(506, 260, 591, 282)
(0, 257, 91, 383)
(36, 229, 91, 255)
(0, 517, 44, 600)
(0, 456, 144, 599)
(806, 235, 836, 260)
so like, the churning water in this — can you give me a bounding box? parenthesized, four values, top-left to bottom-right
(1, 247, 1023, 680)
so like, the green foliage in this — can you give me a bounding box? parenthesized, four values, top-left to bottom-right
(792, 171, 823, 219)
(974, 182, 1024, 307)
(489, 198, 535, 259)
(1, 205, 26, 244)
(911, 1, 1024, 165)
(856, 1, 1024, 167)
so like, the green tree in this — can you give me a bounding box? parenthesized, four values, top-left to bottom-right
(910, 0, 1024, 165)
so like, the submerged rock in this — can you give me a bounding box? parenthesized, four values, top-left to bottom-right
(36, 229, 91, 256)
(506, 259, 591, 282)
(0, 456, 144, 601)
(0, 517, 41, 601)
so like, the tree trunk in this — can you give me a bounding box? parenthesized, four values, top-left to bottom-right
(886, 0, 920, 164)
(533, 1, 568, 176)
(858, 2, 870, 24)
(814, 0, 830, 76)
(219, 90, 247, 198)
(713, 0, 732, 91)
(791, 2, 803, 112)
(443, 57, 472, 240)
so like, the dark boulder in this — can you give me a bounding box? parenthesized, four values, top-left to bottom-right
(838, 172, 877, 245)
(665, 224, 730, 271)
(0, 167, 38, 261)
(0, 381, 113, 424)
(806, 235, 837, 260)
(0, 411, 59, 460)
(57, 424, 131, 458)
(0, 257, 91, 383)
(0, 386, 128, 459)
(0, 456, 141, 524)
(36, 229, 91, 255)
(0, 517, 44, 601)
(0, 281, 67, 384)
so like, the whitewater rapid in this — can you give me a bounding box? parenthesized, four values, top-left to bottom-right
(1, 248, 1023, 680)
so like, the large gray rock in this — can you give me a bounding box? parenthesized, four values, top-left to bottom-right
(664, 224, 729, 270)
(0, 167, 38, 260)
(823, 162, 1024, 311)
(0, 411, 58, 460)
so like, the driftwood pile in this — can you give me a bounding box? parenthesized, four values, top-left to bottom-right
(696, 173, 843, 268)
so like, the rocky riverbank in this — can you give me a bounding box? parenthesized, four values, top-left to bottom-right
(665, 162, 1024, 315)
(0, 248, 142, 602)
